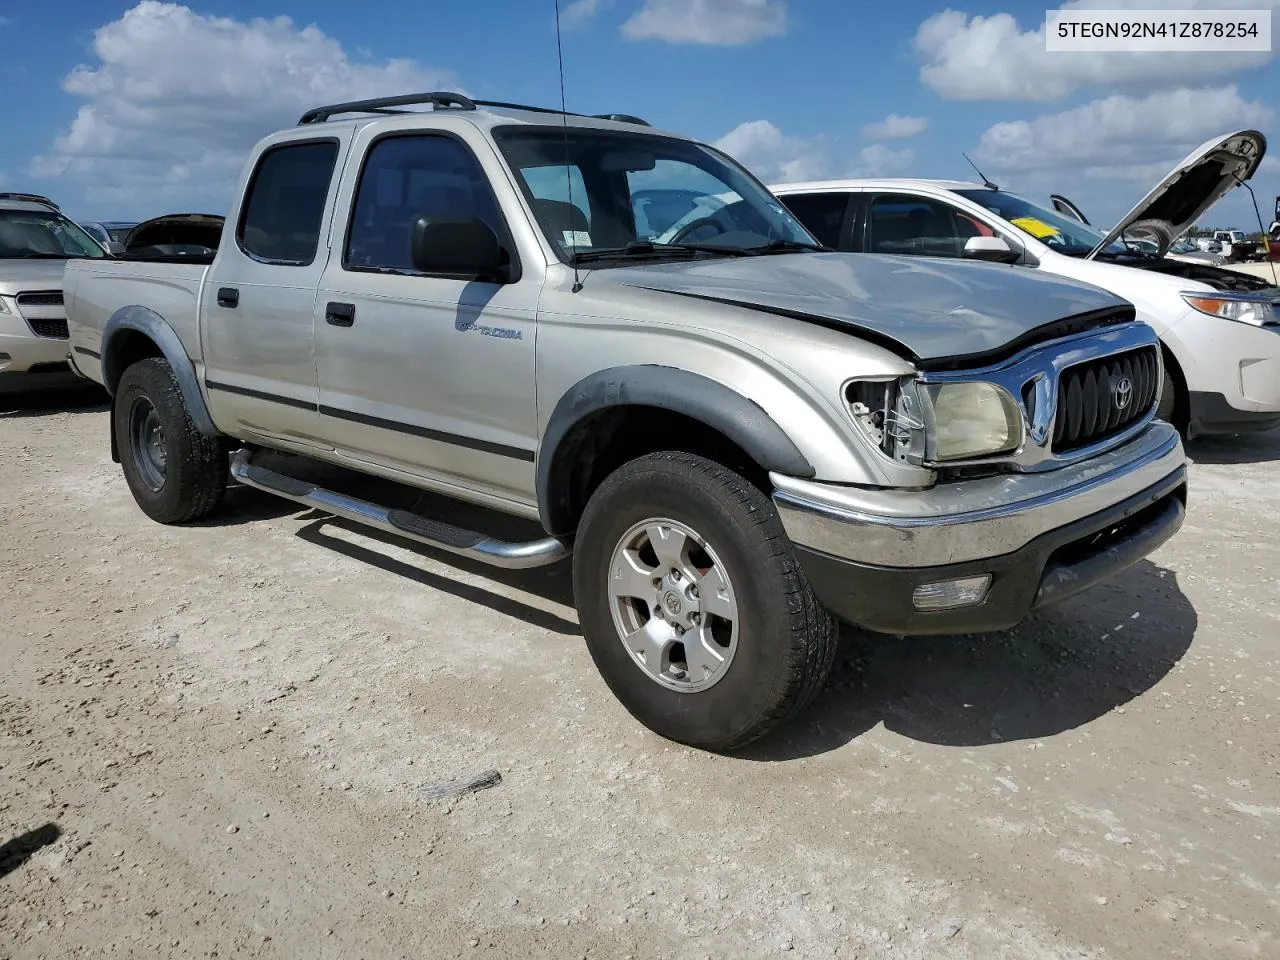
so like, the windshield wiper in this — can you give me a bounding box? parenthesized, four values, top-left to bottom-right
(741, 239, 830, 255)
(4, 253, 74, 260)
(571, 242, 744, 265)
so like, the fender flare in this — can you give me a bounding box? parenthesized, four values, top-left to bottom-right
(537, 364, 815, 535)
(102, 305, 219, 437)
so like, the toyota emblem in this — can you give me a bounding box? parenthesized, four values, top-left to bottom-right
(1113, 376, 1133, 411)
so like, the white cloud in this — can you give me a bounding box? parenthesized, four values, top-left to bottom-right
(623, 0, 787, 46)
(860, 114, 929, 141)
(974, 85, 1273, 178)
(31, 2, 456, 212)
(560, 0, 608, 30)
(713, 120, 913, 184)
(916, 1, 1279, 101)
(967, 85, 1276, 227)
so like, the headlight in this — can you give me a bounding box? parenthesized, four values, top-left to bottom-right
(0, 296, 13, 315)
(924, 381, 1023, 461)
(1182, 293, 1277, 327)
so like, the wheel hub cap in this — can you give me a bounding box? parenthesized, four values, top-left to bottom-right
(129, 397, 168, 492)
(607, 518, 740, 694)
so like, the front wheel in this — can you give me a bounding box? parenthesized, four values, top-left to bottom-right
(1155, 366, 1188, 436)
(573, 451, 837, 751)
(114, 357, 228, 523)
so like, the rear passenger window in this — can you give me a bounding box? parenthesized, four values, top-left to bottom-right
(779, 193, 849, 249)
(238, 140, 338, 265)
(345, 135, 504, 273)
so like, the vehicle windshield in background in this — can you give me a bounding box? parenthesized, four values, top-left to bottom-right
(493, 127, 820, 264)
(953, 189, 1127, 259)
(0, 210, 108, 259)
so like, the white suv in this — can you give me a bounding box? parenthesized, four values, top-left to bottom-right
(770, 131, 1280, 438)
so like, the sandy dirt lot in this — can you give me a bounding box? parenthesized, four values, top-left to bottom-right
(2, 390, 1278, 959)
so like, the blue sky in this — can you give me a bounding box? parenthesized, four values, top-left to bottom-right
(2, 0, 1277, 230)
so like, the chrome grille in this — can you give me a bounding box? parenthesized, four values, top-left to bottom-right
(1052, 346, 1159, 452)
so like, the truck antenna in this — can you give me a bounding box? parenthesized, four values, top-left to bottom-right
(554, 0, 584, 294)
(1233, 174, 1279, 287)
(963, 153, 999, 192)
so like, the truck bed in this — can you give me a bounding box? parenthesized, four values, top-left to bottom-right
(63, 258, 210, 379)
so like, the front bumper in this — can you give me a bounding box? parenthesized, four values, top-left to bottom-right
(1167, 308, 1280, 433)
(0, 317, 80, 394)
(772, 422, 1187, 635)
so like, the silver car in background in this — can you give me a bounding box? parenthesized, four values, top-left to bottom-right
(0, 193, 109, 394)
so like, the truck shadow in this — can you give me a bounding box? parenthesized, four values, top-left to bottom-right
(742, 560, 1196, 760)
(1185, 429, 1280, 465)
(294, 514, 578, 636)
(204, 459, 1196, 758)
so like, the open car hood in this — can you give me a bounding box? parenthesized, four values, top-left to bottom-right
(1084, 130, 1266, 260)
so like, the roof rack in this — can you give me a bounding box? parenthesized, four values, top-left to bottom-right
(0, 192, 59, 210)
(299, 92, 477, 125)
(591, 114, 651, 126)
(297, 92, 650, 127)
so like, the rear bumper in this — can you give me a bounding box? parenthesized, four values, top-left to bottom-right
(771, 422, 1187, 635)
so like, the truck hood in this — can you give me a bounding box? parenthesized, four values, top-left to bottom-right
(0, 258, 70, 292)
(1085, 130, 1266, 260)
(609, 252, 1127, 365)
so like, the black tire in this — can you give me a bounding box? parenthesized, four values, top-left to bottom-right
(1155, 364, 1188, 436)
(113, 357, 227, 524)
(573, 451, 837, 752)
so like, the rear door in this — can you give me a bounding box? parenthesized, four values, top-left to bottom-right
(201, 134, 349, 448)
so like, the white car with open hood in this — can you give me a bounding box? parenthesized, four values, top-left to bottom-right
(770, 131, 1280, 438)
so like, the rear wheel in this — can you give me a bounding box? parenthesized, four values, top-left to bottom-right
(114, 358, 227, 523)
(573, 451, 837, 752)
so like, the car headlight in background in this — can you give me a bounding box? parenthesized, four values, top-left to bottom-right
(1182, 293, 1278, 327)
(924, 381, 1023, 461)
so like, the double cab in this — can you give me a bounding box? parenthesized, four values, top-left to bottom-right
(64, 93, 1186, 750)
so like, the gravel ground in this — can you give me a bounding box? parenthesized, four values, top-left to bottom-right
(2, 390, 1278, 959)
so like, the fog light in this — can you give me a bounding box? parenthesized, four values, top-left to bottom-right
(912, 575, 992, 611)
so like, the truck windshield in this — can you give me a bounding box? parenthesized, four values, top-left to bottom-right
(953, 189, 1126, 259)
(0, 209, 107, 259)
(493, 126, 820, 264)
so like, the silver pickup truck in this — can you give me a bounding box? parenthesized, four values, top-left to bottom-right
(64, 93, 1187, 751)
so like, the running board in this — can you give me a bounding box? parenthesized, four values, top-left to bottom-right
(229, 450, 570, 570)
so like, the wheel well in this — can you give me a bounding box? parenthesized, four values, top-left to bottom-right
(104, 329, 163, 394)
(545, 405, 770, 536)
(1160, 344, 1190, 431)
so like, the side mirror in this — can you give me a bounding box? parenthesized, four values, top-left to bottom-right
(410, 216, 509, 282)
(963, 235, 1019, 264)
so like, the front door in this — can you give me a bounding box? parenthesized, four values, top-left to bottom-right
(313, 130, 540, 508)
(202, 136, 346, 447)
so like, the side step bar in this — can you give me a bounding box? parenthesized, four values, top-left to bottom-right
(229, 450, 570, 570)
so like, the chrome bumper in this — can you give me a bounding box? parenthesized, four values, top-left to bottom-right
(771, 421, 1185, 568)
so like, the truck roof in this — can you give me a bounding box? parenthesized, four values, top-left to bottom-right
(292, 91, 683, 140)
(0, 192, 61, 212)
